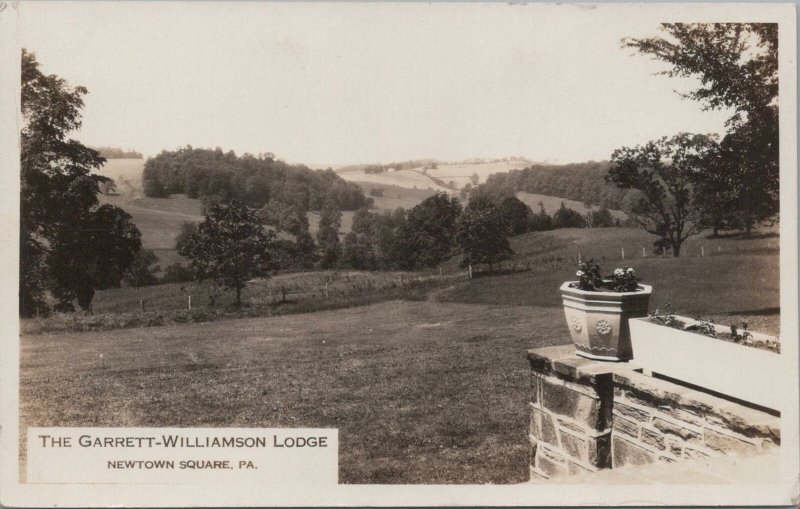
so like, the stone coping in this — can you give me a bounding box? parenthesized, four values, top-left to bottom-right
(527, 345, 780, 442)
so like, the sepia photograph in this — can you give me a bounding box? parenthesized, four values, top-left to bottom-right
(1, 1, 797, 506)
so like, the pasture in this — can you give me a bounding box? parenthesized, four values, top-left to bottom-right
(337, 168, 454, 193)
(354, 182, 438, 211)
(20, 301, 569, 484)
(515, 191, 628, 220)
(425, 160, 530, 189)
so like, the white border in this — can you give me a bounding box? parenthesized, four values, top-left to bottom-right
(1, 3, 797, 507)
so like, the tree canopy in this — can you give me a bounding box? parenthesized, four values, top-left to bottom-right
(625, 23, 779, 232)
(608, 133, 716, 256)
(20, 49, 142, 315)
(178, 200, 277, 306)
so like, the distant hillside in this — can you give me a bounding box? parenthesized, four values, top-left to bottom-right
(515, 192, 627, 221)
(478, 162, 639, 211)
(92, 146, 143, 159)
(337, 168, 454, 194)
(142, 146, 371, 212)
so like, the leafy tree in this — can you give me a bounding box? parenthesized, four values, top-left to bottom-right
(260, 200, 309, 235)
(316, 199, 342, 268)
(124, 249, 161, 287)
(497, 196, 532, 236)
(456, 199, 512, 270)
(178, 200, 277, 306)
(590, 207, 616, 228)
(175, 222, 199, 252)
(20, 49, 142, 314)
(625, 23, 778, 232)
(553, 202, 587, 229)
(530, 204, 555, 231)
(608, 133, 716, 256)
(160, 263, 195, 284)
(404, 193, 463, 268)
(293, 231, 319, 269)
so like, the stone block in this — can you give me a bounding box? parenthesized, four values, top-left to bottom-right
(683, 446, 714, 460)
(531, 374, 541, 406)
(703, 428, 760, 455)
(641, 427, 665, 450)
(540, 376, 607, 430)
(559, 429, 587, 461)
(665, 437, 683, 457)
(612, 436, 656, 468)
(707, 403, 780, 443)
(613, 414, 640, 439)
(657, 405, 703, 427)
(529, 466, 549, 481)
(652, 417, 702, 444)
(557, 418, 589, 435)
(615, 401, 652, 422)
(536, 446, 568, 478)
(567, 460, 594, 475)
(588, 432, 612, 469)
(530, 406, 559, 446)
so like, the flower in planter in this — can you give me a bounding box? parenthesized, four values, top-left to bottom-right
(569, 260, 642, 292)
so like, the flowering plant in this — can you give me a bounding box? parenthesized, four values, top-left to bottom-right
(570, 260, 641, 292)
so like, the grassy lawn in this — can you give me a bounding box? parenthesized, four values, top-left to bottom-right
(20, 301, 568, 484)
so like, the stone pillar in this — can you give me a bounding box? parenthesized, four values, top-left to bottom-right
(528, 345, 614, 480)
(528, 344, 780, 481)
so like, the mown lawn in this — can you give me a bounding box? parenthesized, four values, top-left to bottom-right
(20, 301, 568, 484)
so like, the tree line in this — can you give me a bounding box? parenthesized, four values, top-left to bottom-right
(91, 146, 143, 159)
(475, 162, 640, 211)
(142, 147, 372, 214)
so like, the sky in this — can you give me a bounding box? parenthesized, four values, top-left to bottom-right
(19, 2, 733, 167)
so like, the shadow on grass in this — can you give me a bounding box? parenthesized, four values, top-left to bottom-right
(707, 231, 780, 240)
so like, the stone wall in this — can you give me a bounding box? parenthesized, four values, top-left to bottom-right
(528, 345, 780, 481)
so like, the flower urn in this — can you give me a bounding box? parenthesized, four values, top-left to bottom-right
(559, 282, 652, 361)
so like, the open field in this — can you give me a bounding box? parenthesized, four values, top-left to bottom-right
(354, 182, 438, 211)
(438, 227, 780, 335)
(94, 158, 145, 195)
(425, 161, 530, 189)
(20, 301, 569, 484)
(337, 168, 454, 193)
(516, 192, 628, 220)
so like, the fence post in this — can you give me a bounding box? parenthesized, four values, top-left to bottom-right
(281, 286, 286, 303)
(701, 245, 705, 257)
(325, 282, 329, 298)
(642, 247, 646, 257)
(621, 247, 625, 259)
(468, 264, 473, 280)
(439, 267, 443, 282)
(140, 299, 145, 312)
(188, 295, 192, 310)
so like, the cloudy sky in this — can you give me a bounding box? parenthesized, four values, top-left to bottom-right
(20, 2, 733, 167)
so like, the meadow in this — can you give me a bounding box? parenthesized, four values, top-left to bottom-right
(425, 160, 530, 188)
(515, 191, 628, 221)
(20, 301, 568, 484)
(19, 225, 781, 484)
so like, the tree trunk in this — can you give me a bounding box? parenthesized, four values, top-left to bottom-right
(712, 225, 719, 238)
(236, 286, 241, 307)
(672, 241, 681, 257)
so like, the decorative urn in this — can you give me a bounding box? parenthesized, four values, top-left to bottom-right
(559, 282, 652, 361)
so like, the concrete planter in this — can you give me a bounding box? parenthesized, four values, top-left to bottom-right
(560, 282, 652, 362)
(629, 316, 782, 410)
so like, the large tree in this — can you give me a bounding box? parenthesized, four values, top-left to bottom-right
(456, 198, 512, 270)
(608, 133, 717, 257)
(316, 198, 342, 268)
(404, 193, 463, 268)
(21, 49, 142, 315)
(178, 200, 277, 306)
(625, 23, 779, 232)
